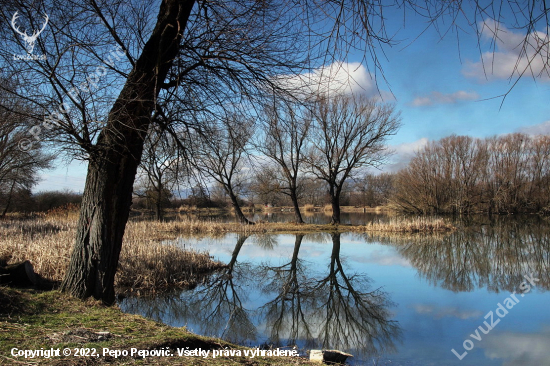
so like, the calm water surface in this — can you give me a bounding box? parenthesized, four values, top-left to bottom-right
(120, 216, 550, 365)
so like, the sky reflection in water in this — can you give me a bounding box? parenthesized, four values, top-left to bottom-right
(120, 217, 550, 366)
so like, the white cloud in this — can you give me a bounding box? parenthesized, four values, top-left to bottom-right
(517, 120, 550, 136)
(392, 138, 430, 156)
(352, 248, 412, 267)
(412, 304, 483, 320)
(463, 19, 550, 82)
(377, 138, 429, 173)
(481, 329, 550, 366)
(275, 61, 381, 99)
(411, 91, 479, 107)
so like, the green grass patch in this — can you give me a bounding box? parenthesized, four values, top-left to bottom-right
(0, 288, 311, 365)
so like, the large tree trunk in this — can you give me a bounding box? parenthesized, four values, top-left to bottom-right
(329, 185, 341, 224)
(61, 0, 196, 305)
(227, 189, 254, 225)
(290, 190, 304, 224)
(155, 181, 163, 221)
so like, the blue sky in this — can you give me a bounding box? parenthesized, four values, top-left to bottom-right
(35, 8, 550, 193)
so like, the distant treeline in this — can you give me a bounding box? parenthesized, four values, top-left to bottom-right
(0, 190, 82, 216)
(3, 133, 549, 217)
(391, 133, 550, 214)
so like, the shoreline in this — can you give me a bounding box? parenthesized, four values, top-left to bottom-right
(0, 287, 312, 365)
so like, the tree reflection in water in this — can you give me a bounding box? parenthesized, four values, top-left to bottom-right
(121, 232, 400, 357)
(258, 233, 400, 356)
(121, 234, 257, 344)
(362, 217, 550, 292)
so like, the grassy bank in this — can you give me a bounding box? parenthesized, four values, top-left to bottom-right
(0, 215, 454, 295)
(146, 216, 455, 236)
(0, 219, 226, 294)
(0, 288, 310, 365)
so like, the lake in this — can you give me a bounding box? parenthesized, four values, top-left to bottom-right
(119, 215, 550, 365)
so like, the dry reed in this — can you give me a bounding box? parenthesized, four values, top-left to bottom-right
(302, 204, 315, 212)
(360, 217, 455, 233)
(177, 204, 197, 213)
(0, 218, 225, 294)
(117, 221, 225, 294)
(0, 213, 454, 293)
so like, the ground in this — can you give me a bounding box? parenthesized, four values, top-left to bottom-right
(0, 288, 312, 366)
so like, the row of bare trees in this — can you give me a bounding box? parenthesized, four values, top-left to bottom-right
(134, 94, 400, 224)
(0, 83, 53, 217)
(391, 134, 550, 214)
(1, 0, 547, 304)
(255, 95, 400, 224)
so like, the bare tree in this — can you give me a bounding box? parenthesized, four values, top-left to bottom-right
(256, 101, 312, 223)
(249, 164, 282, 207)
(0, 87, 53, 216)
(135, 128, 184, 220)
(192, 114, 255, 224)
(527, 135, 550, 212)
(352, 172, 395, 208)
(0, 0, 547, 303)
(306, 94, 401, 224)
(0, 0, 307, 303)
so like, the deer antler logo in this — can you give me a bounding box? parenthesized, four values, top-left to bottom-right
(11, 11, 49, 54)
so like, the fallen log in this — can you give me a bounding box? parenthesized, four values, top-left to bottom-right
(323, 350, 353, 364)
(0, 260, 39, 287)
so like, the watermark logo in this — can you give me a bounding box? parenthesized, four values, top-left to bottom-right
(11, 11, 48, 61)
(450, 273, 539, 360)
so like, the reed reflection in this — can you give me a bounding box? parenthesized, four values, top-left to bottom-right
(364, 218, 550, 292)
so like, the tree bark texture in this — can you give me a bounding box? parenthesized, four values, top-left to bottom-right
(61, 0, 196, 305)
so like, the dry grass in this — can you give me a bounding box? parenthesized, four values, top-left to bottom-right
(133, 217, 457, 236)
(0, 212, 454, 294)
(0, 218, 74, 282)
(117, 221, 226, 294)
(149, 218, 335, 236)
(177, 204, 197, 213)
(0, 218, 225, 294)
(151, 218, 260, 236)
(340, 205, 389, 213)
(302, 204, 315, 212)
(44, 203, 80, 220)
(323, 204, 333, 212)
(360, 216, 456, 233)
